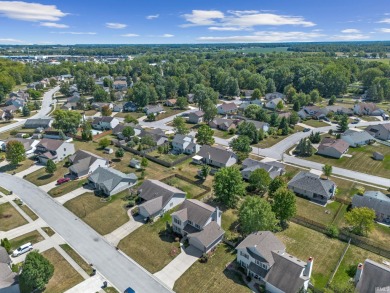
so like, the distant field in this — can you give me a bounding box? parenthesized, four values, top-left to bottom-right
(228, 47, 290, 53)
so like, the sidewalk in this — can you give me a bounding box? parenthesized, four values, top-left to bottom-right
(15, 164, 44, 178)
(104, 213, 144, 246)
(40, 180, 58, 192)
(56, 187, 89, 204)
(65, 274, 106, 293)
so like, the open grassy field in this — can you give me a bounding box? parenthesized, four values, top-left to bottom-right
(118, 213, 180, 273)
(10, 230, 44, 250)
(302, 119, 330, 128)
(0, 158, 36, 174)
(162, 176, 208, 200)
(0, 202, 28, 231)
(277, 223, 346, 290)
(64, 191, 130, 235)
(40, 248, 83, 293)
(25, 162, 69, 186)
(60, 244, 93, 275)
(48, 178, 87, 197)
(307, 143, 390, 179)
(174, 244, 250, 293)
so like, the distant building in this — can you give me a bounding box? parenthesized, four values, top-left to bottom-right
(354, 259, 390, 293)
(352, 191, 390, 223)
(317, 137, 349, 158)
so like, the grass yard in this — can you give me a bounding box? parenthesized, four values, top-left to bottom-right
(331, 176, 377, 201)
(14, 201, 38, 221)
(24, 162, 69, 186)
(222, 209, 240, 241)
(162, 176, 208, 200)
(114, 111, 145, 119)
(254, 135, 287, 149)
(369, 223, 390, 247)
(155, 107, 186, 121)
(60, 244, 93, 275)
(331, 244, 390, 289)
(302, 120, 330, 128)
(277, 223, 346, 290)
(42, 227, 55, 237)
(0, 158, 36, 174)
(306, 143, 390, 179)
(48, 178, 87, 197)
(40, 248, 83, 293)
(148, 150, 189, 163)
(10, 230, 44, 250)
(174, 244, 250, 293)
(0, 185, 11, 195)
(118, 213, 181, 273)
(0, 202, 28, 231)
(64, 191, 130, 235)
(104, 288, 120, 293)
(213, 129, 235, 139)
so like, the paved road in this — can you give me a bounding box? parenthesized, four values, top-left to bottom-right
(0, 173, 173, 293)
(0, 86, 58, 134)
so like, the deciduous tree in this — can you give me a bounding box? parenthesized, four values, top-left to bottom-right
(172, 116, 189, 135)
(213, 166, 245, 208)
(20, 251, 54, 292)
(196, 125, 214, 145)
(271, 187, 296, 227)
(6, 140, 26, 165)
(344, 207, 376, 236)
(45, 159, 57, 174)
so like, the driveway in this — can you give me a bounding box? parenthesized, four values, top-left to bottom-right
(104, 213, 144, 246)
(40, 180, 58, 192)
(14, 164, 44, 178)
(65, 274, 106, 293)
(0, 173, 173, 293)
(154, 244, 202, 289)
(56, 187, 90, 204)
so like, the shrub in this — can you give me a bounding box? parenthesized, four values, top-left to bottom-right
(326, 224, 339, 238)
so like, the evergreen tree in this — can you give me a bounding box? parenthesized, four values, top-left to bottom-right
(337, 115, 349, 132)
(270, 112, 279, 127)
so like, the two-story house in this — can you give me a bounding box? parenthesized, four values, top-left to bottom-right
(171, 199, 225, 253)
(188, 111, 204, 124)
(217, 103, 238, 115)
(172, 134, 200, 155)
(35, 138, 75, 164)
(91, 117, 120, 130)
(354, 259, 390, 293)
(236, 231, 313, 293)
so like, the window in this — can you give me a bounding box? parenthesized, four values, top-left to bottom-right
(195, 224, 200, 229)
(174, 218, 181, 225)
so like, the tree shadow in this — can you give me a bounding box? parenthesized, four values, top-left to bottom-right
(38, 174, 54, 181)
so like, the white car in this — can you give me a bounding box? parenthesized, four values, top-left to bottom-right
(12, 242, 33, 257)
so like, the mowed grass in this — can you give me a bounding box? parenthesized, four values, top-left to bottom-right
(10, 230, 44, 250)
(148, 150, 188, 163)
(40, 248, 83, 293)
(254, 135, 287, 148)
(64, 191, 130, 235)
(332, 176, 378, 201)
(0, 158, 36, 174)
(307, 143, 390, 178)
(302, 119, 330, 128)
(174, 244, 250, 293)
(24, 162, 69, 186)
(222, 208, 240, 241)
(48, 179, 87, 197)
(114, 111, 145, 119)
(42, 227, 55, 237)
(0, 185, 11, 195)
(213, 129, 235, 139)
(118, 213, 180, 273)
(277, 223, 346, 290)
(19, 204, 38, 221)
(162, 176, 208, 199)
(0, 202, 28, 231)
(60, 244, 93, 275)
(332, 244, 390, 288)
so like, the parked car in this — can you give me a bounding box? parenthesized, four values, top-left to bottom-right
(303, 128, 311, 132)
(124, 288, 136, 293)
(57, 177, 70, 185)
(12, 242, 33, 257)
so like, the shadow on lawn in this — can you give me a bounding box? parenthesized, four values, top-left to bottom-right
(38, 174, 54, 181)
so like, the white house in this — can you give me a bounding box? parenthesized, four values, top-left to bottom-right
(35, 138, 75, 164)
(91, 116, 120, 130)
(217, 103, 238, 115)
(265, 98, 284, 110)
(172, 134, 200, 155)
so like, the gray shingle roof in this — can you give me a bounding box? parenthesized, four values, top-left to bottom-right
(352, 191, 390, 215)
(356, 259, 390, 293)
(37, 138, 65, 151)
(187, 221, 224, 248)
(24, 117, 52, 129)
(288, 171, 335, 200)
(341, 130, 373, 145)
(88, 167, 137, 193)
(197, 145, 236, 165)
(0, 263, 18, 289)
(0, 247, 10, 264)
(68, 150, 107, 176)
(318, 137, 349, 154)
(171, 199, 215, 227)
(241, 158, 285, 179)
(92, 116, 116, 124)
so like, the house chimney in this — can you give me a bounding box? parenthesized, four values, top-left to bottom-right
(354, 263, 364, 284)
(303, 257, 314, 277)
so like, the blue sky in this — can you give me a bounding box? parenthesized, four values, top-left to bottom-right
(0, 0, 390, 44)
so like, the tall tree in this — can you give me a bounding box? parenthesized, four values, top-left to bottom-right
(101, 105, 112, 116)
(196, 125, 215, 145)
(268, 176, 287, 198)
(229, 135, 252, 162)
(93, 87, 110, 102)
(322, 164, 333, 179)
(338, 115, 349, 132)
(45, 159, 57, 174)
(172, 116, 189, 135)
(122, 126, 135, 139)
(176, 97, 188, 110)
(6, 141, 26, 165)
(344, 207, 376, 236)
(271, 187, 297, 227)
(248, 168, 271, 195)
(251, 89, 261, 100)
(237, 121, 259, 144)
(213, 166, 246, 208)
(202, 99, 217, 123)
(239, 196, 277, 235)
(52, 110, 82, 134)
(22, 104, 30, 117)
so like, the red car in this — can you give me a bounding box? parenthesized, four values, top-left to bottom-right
(56, 178, 70, 185)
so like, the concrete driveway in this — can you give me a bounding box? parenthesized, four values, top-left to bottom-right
(56, 186, 90, 204)
(154, 244, 202, 288)
(40, 180, 58, 192)
(15, 164, 44, 178)
(104, 213, 144, 246)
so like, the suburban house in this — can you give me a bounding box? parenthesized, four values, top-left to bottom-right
(165, 99, 177, 107)
(91, 117, 120, 130)
(365, 123, 390, 140)
(241, 89, 254, 99)
(217, 103, 238, 115)
(194, 145, 237, 168)
(352, 191, 390, 223)
(172, 134, 200, 155)
(239, 120, 269, 133)
(236, 231, 313, 293)
(209, 118, 237, 131)
(24, 118, 53, 129)
(0, 246, 19, 293)
(354, 259, 390, 293)
(68, 150, 109, 178)
(138, 128, 168, 146)
(113, 80, 128, 91)
(265, 97, 284, 110)
(112, 123, 142, 140)
(298, 106, 328, 120)
(264, 92, 285, 101)
(341, 129, 374, 147)
(91, 102, 113, 111)
(354, 102, 384, 116)
(241, 158, 285, 180)
(317, 137, 349, 159)
(137, 179, 186, 219)
(188, 111, 204, 124)
(144, 104, 164, 115)
(325, 105, 353, 116)
(123, 102, 137, 112)
(239, 100, 263, 111)
(112, 103, 124, 112)
(88, 167, 137, 196)
(288, 171, 336, 204)
(35, 138, 75, 164)
(1, 138, 40, 156)
(171, 199, 225, 253)
(5, 97, 26, 109)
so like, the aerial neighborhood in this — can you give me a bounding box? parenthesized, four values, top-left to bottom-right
(0, 38, 390, 293)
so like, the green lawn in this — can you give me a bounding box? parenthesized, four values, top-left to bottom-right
(222, 209, 240, 241)
(277, 223, 346, 290)
(148, 150, 189, 163)
(48, 179, 87, 197)
(302, 120, 330, 128)
(64, 191, 130, 235)
(10, 230, 44, 250)
(0, 202, 28, 231)
(13, 200, 38, 221)
(213, 129, 235, 139)
(331, 176, 376, 201)
(155, 106, 186, 121)
(42, 227, 55, 237)
(114, 111, 145, 119)
(118, 213, 181, 273)
(306, 143, 390, 179)
(162, 176, 208, 200)
(254, 135, 287, 148)
(174, 244, 250, 293)
(0, 158, 36, 174)
(60, 244, 93, 275)
(25, 162, 69, 186)
(0, 185, 11, 195)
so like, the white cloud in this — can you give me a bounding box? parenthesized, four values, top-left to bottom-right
(378, 28, 390, 33)
(56, 31, 96, 35)
(106, 22, 127, 29)
(161, 34, 174, 38)
(40, 22, 69, 28)
(341, 28, 360, 33)
(121, 33, 139, 37)
(378, 18, 390, 23)
(198, 31, 324, 43)
(333, 34, 369, 40)
(0, 38, 24, 43)
(208, 26, 251, 31)
(146, 14, 159, 20)
(182, 10, 315, 29)
(0, 1, 67, 22)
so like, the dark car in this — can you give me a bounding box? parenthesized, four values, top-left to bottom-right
(56, 177, 70, 185)
(303, 128, 311, 132)
(124, 288, 136, 293)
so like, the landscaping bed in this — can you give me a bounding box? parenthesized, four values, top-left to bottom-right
(0, 202, 28, 231)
